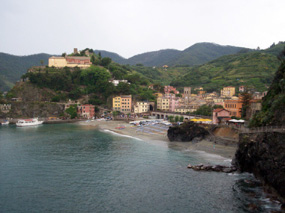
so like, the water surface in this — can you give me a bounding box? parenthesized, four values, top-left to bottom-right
(0, 124, 281, 212)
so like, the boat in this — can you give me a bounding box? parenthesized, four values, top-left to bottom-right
(16, 118, 44, 127)
(0, 120, 9, 125)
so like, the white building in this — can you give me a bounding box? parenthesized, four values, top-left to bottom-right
(134, 102, 150, 114)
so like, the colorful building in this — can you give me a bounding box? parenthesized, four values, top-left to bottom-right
(212, 108, 231, 124)
(112, 95, 132, 113)
(157, 97, 170, 111)
(134, 102, 150, 114)
(77, 104, 95, 119)
(112, 96, 121, 111)
(48, 56, 91, 68)
(164, 86, 179, 94)
(224, 99, 243, 118)
(220, 86, 236, 97)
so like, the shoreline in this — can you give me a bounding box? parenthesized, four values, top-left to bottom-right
(78, 120, 237, 160)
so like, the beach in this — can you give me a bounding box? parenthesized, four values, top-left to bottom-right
(78, 120, 237, 160)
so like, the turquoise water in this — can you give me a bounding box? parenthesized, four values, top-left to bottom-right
(0, 124, 281, 212)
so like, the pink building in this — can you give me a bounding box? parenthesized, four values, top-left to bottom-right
(164, 86, 179, 94)
(212, 108, 231, 124)
(77, 104, 95, 119)
(169, 97, 180, 112)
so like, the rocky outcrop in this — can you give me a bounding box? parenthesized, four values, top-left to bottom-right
(187, 164, 237, 173)
(7, 102, 65, 118)
(167, 121, 209, 142)
(234, 132, 285, 200)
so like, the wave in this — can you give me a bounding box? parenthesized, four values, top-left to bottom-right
(101, 129, 143, 141)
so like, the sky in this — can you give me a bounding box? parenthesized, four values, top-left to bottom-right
(1, 0, 285, 58)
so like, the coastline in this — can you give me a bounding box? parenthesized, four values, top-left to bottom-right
(78, 120, 237, 160)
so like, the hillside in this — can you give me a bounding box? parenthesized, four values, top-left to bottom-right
(94, 42, 248, 67)
(93, 50, 127, 64)
(0, 53, 51, 91)
(168, 42, 248, 66)
(250, 47, 285, 126)
(171, 51, 280, 92)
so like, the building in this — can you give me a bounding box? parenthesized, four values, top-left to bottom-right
(197, 90, 206, 96)
(183, 87, 191, 105)
(212, 108, 231, 124)
(109, 79, 129, 86)
(220, 86, 236, 97)
(121, 95, 132, 113)
(164, 86, 179, 94)
(246, 100, 262, 119)
(239, 86, 245, 92)
(134, 102, 150, 114)
(157, 97, 170, 111)
(113, 95, 132, 113)
(77, 104, 95, 119)
(224, 99, 243, 118)
(0, 104, 11, 113)
(175, 106, 196, 114)
(113, 96, 121, 111)
(48, 56, 91, 68)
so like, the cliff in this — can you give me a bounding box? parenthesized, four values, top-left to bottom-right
(234, 132, 285, 200)
(6, 102, 65, 118)
(167, 122, 208, 142)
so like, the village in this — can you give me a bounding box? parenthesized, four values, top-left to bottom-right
(0, 50, 267, 127)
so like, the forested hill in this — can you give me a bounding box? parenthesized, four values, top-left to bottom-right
(94, 42, 248, 67)
(170, 51, 281, 92)
(0, 53, 51, 91)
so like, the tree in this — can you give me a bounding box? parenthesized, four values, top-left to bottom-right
(40, 60, 44, 66)
(175, 116, 179, 122)
(168, 115, 174, 122)
(65, 105, 77, 119)
(179, 116, 184, 122)
(240, 91, 252, 118)
(101, 57, 112, 67)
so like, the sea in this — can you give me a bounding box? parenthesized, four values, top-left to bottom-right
(0, 124, 282, 212)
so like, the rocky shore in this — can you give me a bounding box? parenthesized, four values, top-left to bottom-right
(234, 132, 285, 202)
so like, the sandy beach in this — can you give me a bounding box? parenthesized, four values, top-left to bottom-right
(78, 120, 237, 160)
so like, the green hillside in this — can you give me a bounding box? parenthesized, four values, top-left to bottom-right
(0, 53, 51, 91)
(94, 42, 247, 67)
(171, 51, 280, 92)
(168, 42, 248, 66)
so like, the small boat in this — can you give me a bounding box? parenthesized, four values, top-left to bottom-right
(0, 120, 9, 125)
(16, 118, 43, 127)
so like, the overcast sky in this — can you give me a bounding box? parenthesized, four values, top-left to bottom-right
(1, 0, 285, 58)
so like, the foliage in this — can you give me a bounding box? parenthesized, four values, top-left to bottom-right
(192, 105, 212, 116)
(179, 116, 184, 122)
(168, 115, 174, 122)
(65, 105, 77, 119)
(175, 116, 179, 122)
(171, 51, 280, 92)
(250, 49, 285, 126)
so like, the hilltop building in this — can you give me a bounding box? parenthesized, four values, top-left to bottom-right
(109, 79, 129, 87)
(48, 49, 91, 68)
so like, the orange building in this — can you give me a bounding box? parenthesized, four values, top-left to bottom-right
(224, 99, 243, 118)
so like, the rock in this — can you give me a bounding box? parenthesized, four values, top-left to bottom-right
(234, 132, 285, 200)
(187, 164, 236, 173)
(167, 121, 209, 142)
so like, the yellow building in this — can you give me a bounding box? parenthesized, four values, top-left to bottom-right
(134, 102, 150, 114)
(113, 96, 121, 111)
(48, 56, 91, 68)
(220, 86, 236, 97)
(113, 95, 132, 113)
(157, 97, 169, 111)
